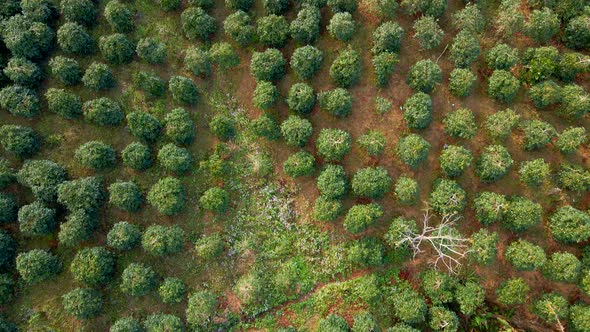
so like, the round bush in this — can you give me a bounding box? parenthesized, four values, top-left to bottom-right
(318, 88, 352, 118)
(556, 127, 587, 154)
(449, 30, 480, 68)
(406, 59, 441, 93)
(527, 80, 561, 109)
(344, 203, 383, 233)
(122, 142, 153, 171)
(543, 251, 581, 283)
(257, 15, 289, 48)
(108, 181, 142, 212)
(0, 231, 17, 272)
(210, 42, 240, 70)
(21, 0, 57, 23)
(186, 291, 218, 329)
(49, 56, 82, 85)
(403, 92, 432, 129)
(82, 62, 115, 91)
(518, 158, 550, 187)
(58, 210, 97, 247)
(136, 38, 167, 64)
(351, 166, 391, 199)
(0, 194, 18, 224)
(181, 7, 217, 41)
(57, 177, 105, 213)
(70, 247, 115, 286)
(448, 68, 476, 97)
(169, 76, 199, 105)
(75, 141, 116, 170)
(443, 108, 477, 139)
(223, 11, 255, 46)
(280, 115, 313, 147)
(533, 293, 569, 324)
(413, 15, 443, 50)
(99, 34, 135, 65)
(485, 43, 519, 70)
(45, 88, 82, 119)
(439, 145, 472, 178)
(4, 57, 42, 87)
(159, 0, 181, 11)
(473, 191, 507, 226)
(142, 225, 184, 256)
(316, 128, 352, 162)
(503, 196, 542, 232)
(104, 0, 134, 33)
(505, 239, 546, 271)
(318, 314, 349, 332)
(521, 120, 555, 151)
(184, 47, 211, 77)
(283, 151, 315, 177)
(429, 178, 466, 214)
(397, 134, 430, 169)
(133, 71, 166, 98)
(476, 145, 512, 183)
(147, 177, 186, 215)
(126, 112, 162, 143)
(199, 187, 229, 213)
(107, 222, 141, 251)
(290, 45, 323, 81)
(373, 52, 399, 87)
(313, 196, 343, 221)
(16, 249, 61, 284)
(18, 201, 56, 236)
(525, 7, 560, 43)
(0, 85, 41, 118)
(17, 159, 67, 202)
(165, 108, 195, 145)
(317, 165, 348, 199)
(330, 48, 361, 87)
(496, 278, 529, 306)
(287, 83, 316, 115)
(110, 317, 143, 332)
(209, 114, 236, 141)
(251, 48, 286, 82)
(62, 288, 102, 319)
(357, 130, 386, 156)
(328, 12, 356, 41)
(290, 5, 321, 44)
(549, 206, 590, 244)
(394, 176, 419, 205)
(488, 70, 520, 103)
(120, 263, 157, 297)
(194, 233, 225, 260)
(264, 0, 288, 14)
(159, 277, 186, 304)
(57, 22, 93, 55)
(60, 0, 96, 26)
(372, 21, 404, 54)
(1, 15, 54, 60)
(0, 125, 40, 158)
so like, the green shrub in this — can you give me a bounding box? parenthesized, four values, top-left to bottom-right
(448, 68, 476, 97)
(522, 46, 559, 83)
(0, 231, 17, 272)
(533, 293, 569, 324)
(122, 142, 153, 171)
(183, 48, 211, 77)
(287, 83, 315, 115)
(473, 191, 507, 226)
(496, 278, 529, 306)
(394, 176, 419, 205)
(82, 63, 115, 91)
(527, 80, 561, 109)
(549, 206, 590, 244)
(0, 160, 14, 190)
(163, 108, 195, 145)
(110, 317, 143, 332)
(391, 281, 427, 324)
(455, 282, 485, 315)
(200, 187, 229, 213)
(443, 108, 477, 139)
(107, 222, 141, 251)
(283, 151, 315, 177)
(543, 251, 581, 283)
(251, 48, 286, 82)
(330, 47, 361, 87)
(257, 15, 289, 48)
(0, 125, 40, 158)
(328, 12, 356, 41)
(224, 11, 255, 46)
(505, 239, 546, 271)
(366, 0, 398, 20)
(75, 141, 116, 170)
(384, 217, 417, 249)
(21, 0, 57, 23)
(318, 314, 349, 332)
(503, 196, 542, 232)
(1, 15, 54, 59)
(344, 203, 383, 233)
(210, 42, 240, 70)
(45, 88, 82, 119)
(403, 92, 432, 129)
(4, 57, 42, 87)
(157, 144, 193, 173)
(136, 38, 167, 64)
(351, 166, 391, 199)
(209, 114, 236, 141)
(475, 145, 513, 182)
(133, 71, 166, 98)
(181, 7, 217, 41)
(357, 130, 386, 156)
(318, 88, 352, 117)
(280, 115, 312, 147)
(485, 43, 519, 70)
(16, 249, 61, 284)
(518, 159, 550, 187)
(251, 114, 280, 140)
(120, 263, 157, 296)
(70, 247, 115, 286)
(316, 128, 352, 162)
(147, 177, 186, 215)
(564, 15, 590, 50)
(372, 21, 403, 54)
(169, 76, 199, 105)
(450, 30, 480, 68)
(400, 0, 447, 17)
(0, 274, 14, 305)
(558, 52, 586, 82)
(226, 0, 253, 10)
(571, 304, 590, 332)
(317, 165, 348, 199)
(560, 84, 590, 119)
(17, 159, 67, 202)
(556, 127, 587, 154)
(0, 194, 17, 224)
(142, 225, 185, 256)
(487, 70, 520, 103)
(58, 210, 97, 247)
(143, 313, 184, 332)
(126, 112, 162, 142)
(60, 0, 96, 26)
(159, 278, 186, 304)
(62, 288, 102, 319)
(484, 108, 520, 141)
(49, 56, 81, 85)
(18, 201, 56, 236)
(313, 196, 343, 221)
(194, 233, 224, 260)
(559, 163, 590, 192)
(186, 290, 218, 329)
(439, 145, 472, 178)
(521, 120, 555, 150)
(108, 181, 142, 212)
(57, 22, 93, 55)
(406, 59, 441, 93)
(104, 0, 133, 33)
(525, 7, 560, 43)
(397, 134, 430, 169)
(373, 52, 399, 87)
(413, 15, 443, 50)
(430, 178, 466, 214)
(290, 45, 323, 80)
(0, 85, 41, 118)
(352, 312, 378, 332)
(57, 177, 105, 213)
(290, 5, 321, 44)
(429, 306, 458, 332)
(264, 0, 288, 14)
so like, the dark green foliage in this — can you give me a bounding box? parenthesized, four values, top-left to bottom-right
(122, 142, 153, 171)
(317, 165, 348, 199)
(455, 282, 485, 315)
(0, 231, 16, 272)
(70, 247, 115, 286)
(443, 108, 477, 139)
(0, 125, 40, 158)
(181, 7, 217, 41)
(549, 206, 590, 244)
(165, 108, 195, 145)
(527, 80, 561, 109)
(142, 225, 185, 256)
(99, 34, 135, 65)
(366, 0, 398, 20)
(313, 196, 343, 221)
(533, 293, 569, 324)
(120, 263, 157, 296)
(318, 88, 352, 117)
(280, 115, 312, 147)
(448, 68, 476, 97)
(264, 0, 289, 14)
(558, 163, 590, 192)
(82, 63, 115, 91)
(503, 196, 542, 232)
(556, 127, 587, 154)
(476, 145, 513, 183)
(429, 306, 458, 332)
(439, 145, 472, 178)
(373, 52, 399, 87)
(352, 312, 378, 332)
(430, 178, 466, 214)
(328, 12, 356, 41)
(169, 76, 199, 105)
(397, 134, 430, 169)
(61, 0, 96, 25)
(474, 191, 507, 226)
(485, 43, 519, 70)
(0, 274, 14, 305)
(487, 70, 520, 103)
(0, 194, 17, 224)
(136, 38, 167, 64)
(147, 177, 186, 215)
(0, 160, 15, 190)
(496, 278, 529, 306)
(57, 22, 94, 55)
(126, 112, 162, 143)
(21, 0, 57, 23)
(521, 120, 555, 150)
(143, 313, 184, 332)
(18, 201, 56, 236)
(1, 15, 54, 59)
(388, 324, 419, 332)
(571, 304, 590, 332)
(253, 81, 279, 110)
(330, 48, 361, 88)
(0, 85, 41, 118)
(251, 48, 286, 82)
(133, 71, 166, 98)
(505, 239, 546, 271)
(384, 217, 418, 249)
(403, 92, 432, 129)
(564, 15, 590, 50)
(287, 83, 315, 115)
(401, 0, 446, 17)
(328, 0, 358, 12)
(518, 158, 550, 187)
(351, 166, 391, 199)
(224, 11, 255, 46)
(413, 15, 443, 50)
(283, 151, 315, 177)
(450, 30, 480, 68)
(391, 281, 427, 324)
(558, 52, 587, 82)
(522, 46, 559, 83)
(525, 7, 559, 43)
(406, 59, 441, 93)
(159, 278, 186, 304)
(209, 114, 236, 141)
(58, 210, 97, 247)
(17, 159, 67, 202)
(107, 222, 141, 251)
(104, 0, 134, 33)
(185, 47, 211, 77)
(318, 314, 349, 332)
(74, 141, 116, 170)
(344, 203, 383, 233)
(16, 249, 61, 284)
(560, 84, 590, 119)
(290, 45, 323, 80)
(290, 5, 321, 44)
(357, 130, 386, 156)
(251, 114, 280, 140)
(159, 0, 181, 11)
(62, 288, 102, 319)
(485, 108, 520, 141)
(543, 251, 581, 282)
(186, 290, 218, 328)
(200, 187, 229, 213)
(421, 270, 456, 304)
(4, 57, 42, 87)
(194, 233, 225, 260)
(316, 128, 351, 161)
(49, 56, 82, 86)
(394, 176, 419, 205)
(45, 88, 82, 119)
(257, 15, 289, 48)
(111, 317, 143, 332)
(226, 0, 253, 10)
(57, 177, 105, 212)
(108, 181, 142, 212)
